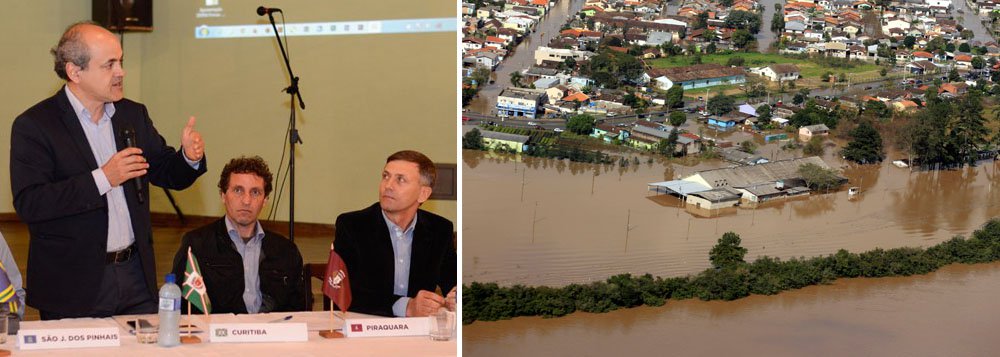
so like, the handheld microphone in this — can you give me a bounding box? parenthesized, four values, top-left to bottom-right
(122, 128, 145, 204)
(257, 6, 281, 16)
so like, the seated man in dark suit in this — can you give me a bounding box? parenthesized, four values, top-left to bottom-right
(171, 156, 305, 313)
(334, 150, 457, 317)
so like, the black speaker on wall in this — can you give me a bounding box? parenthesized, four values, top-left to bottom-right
(93, 0, 153, 32)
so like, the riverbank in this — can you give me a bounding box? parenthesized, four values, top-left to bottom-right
(463, 260, 1000, 356)
(464, 219, 1000, 324)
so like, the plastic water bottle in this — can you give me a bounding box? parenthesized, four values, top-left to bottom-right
(157, 273, 181, 347)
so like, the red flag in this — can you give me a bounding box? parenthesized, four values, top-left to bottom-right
(323, 244, 352, 312)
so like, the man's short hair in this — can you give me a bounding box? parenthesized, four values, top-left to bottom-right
(218, 156, 274, 196)
(51, 21, 101, 81)
(387, 150, 436, 187)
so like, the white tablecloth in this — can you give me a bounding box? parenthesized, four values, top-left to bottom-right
(3, 311, 456, 356)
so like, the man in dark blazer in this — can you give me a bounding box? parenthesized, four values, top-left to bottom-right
(9, 22, 206, 319)
(334, 150, 456, 317)
(171, 156, 305, 314)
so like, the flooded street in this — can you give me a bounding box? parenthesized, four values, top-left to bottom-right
(463, 149, 1000, 287)
(756, 0, 780, 52)
(466, 0, 586, 114)
(463, 262, 1000, 356)
(954, 0, 994, 44)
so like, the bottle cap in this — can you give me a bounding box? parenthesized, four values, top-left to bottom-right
(165, 273, 176, 284)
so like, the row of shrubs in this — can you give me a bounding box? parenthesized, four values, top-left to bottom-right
(463, 219, 1000, 324)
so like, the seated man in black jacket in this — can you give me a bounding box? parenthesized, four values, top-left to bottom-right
(171, 156, 304, 313)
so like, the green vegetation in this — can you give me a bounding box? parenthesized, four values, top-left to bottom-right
(657, 128, 680, 157)
(462, 128, 485, 150)
(647, 52, 880, 79)
(463, 219, 1000, 324)
(841, 121, 885, 164)
(567, 114, 596, 135)
(524, 145, 613, 164)
(803, 136, 825, 156)
(707, 93, 736, 116)
(665, 85, 684, 108)
(797, 162, 843, 191)
(582, 48, 645, 88)
(899, 90, 996, 168)
(669, 111, 687, 127)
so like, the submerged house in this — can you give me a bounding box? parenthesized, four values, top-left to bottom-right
(648, 157, 843, 208)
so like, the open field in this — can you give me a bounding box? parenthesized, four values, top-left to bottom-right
(647, 52, 882, 80)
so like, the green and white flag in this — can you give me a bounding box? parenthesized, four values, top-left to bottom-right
(182, 246, 211, 314)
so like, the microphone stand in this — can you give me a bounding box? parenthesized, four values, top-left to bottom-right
(265, 11, 305, 242)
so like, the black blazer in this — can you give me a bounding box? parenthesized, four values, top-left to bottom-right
(333, 203, 456, 317)
(170, 218, 305, 314)
(9, 88, 206, 315)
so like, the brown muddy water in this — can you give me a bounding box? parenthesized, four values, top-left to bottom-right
(463, 148, 1000, 287)
(463, 262, 1000, 356)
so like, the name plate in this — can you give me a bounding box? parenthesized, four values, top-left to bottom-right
(209, 323, 308, 343)
(17, 327, 121, 350)
(343, 317, 429, 338)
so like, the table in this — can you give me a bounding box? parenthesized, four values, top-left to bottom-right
(2, 311, 456, 356)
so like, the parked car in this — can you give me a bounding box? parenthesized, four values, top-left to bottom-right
(553, 128, 565, 133)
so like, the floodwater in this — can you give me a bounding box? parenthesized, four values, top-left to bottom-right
(463, 262, 1000, 356)
(463, 148, 1000, 287)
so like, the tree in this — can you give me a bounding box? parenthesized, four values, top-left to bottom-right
(732, 29, 754, 50)
(949, 68, 961, 82)
(669, 111, 687, 127)
(972, 56, 985, 70)
(623, 93, 640, 107)
(707, 93, 736, 115)
(959, 42, 972, 53)
(880, 67, 887, 77)
(726, 56, 746, 67)
(797, 162, 842, 191)
(757, 104, 772, 123)
(841, 121, 885, 164)
(665, 85, 684, 108)
(864, 100, 890, 118)
(742, 75, 768, 99)
(463, 128, 485, 150)
(510, 71, 523, 88)
(739, 140, 757, 153)
(658, 128, 680, 157)
(793, 93, 806, 105)
(563, 57, 577, 72)
(951, 91, 990, 165)
(709, 232, 747, 270)
(706, 42, 717, 54)
(725, 10, 762, 34)
(903, 35, 916, 49)
(704, 30, 718, 43)
(925, 36, 947, 52)
(567, 114, 596, 135)
(771, 12, 785, 33)
(693, 12, 709, 30)
(803, 136, 825, 156)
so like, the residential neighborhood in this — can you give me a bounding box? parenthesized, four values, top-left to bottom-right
(462, 0, 1000, 207)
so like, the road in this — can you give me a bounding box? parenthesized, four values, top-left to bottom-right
(466, 0, 587, 115)
(756, 0, 781, 52)
(954, 0, 994, 44)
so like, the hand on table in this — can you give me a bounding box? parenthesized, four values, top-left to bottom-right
(405, 290, 445, 317)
